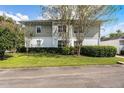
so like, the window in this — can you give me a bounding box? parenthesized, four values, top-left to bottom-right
(37, 40, 41, 46)
(36, 26, 41, 33)
(73, 26, 81, 33)
(63, 25, 66, 32)
(74, 41, 82, 47)
(120, 40, 124, 45)
(74, 41, 78, 47)
(58, 25, 66, 32)
(26, 40, 30, 47)
(58, 40, 66, 48)
(58, 26, 63, 32)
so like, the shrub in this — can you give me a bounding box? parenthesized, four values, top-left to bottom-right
(69, 47, 76, 55)
(81, 46, 117, 57)
(17, 46, 26, 53)
(61, 47, 70, 55)
(17, 47, 73, 55)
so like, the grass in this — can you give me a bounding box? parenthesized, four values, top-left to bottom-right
(0, 53, 124, 68)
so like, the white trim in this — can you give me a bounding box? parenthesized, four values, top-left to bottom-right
(25, 37, 58, 48)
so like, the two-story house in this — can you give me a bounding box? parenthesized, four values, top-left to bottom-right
(20, 20, 101, 48)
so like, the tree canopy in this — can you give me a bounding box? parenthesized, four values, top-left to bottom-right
(41, 5, 122, 55)
(0, 16, 24, 51)
(101, 29, 124, 41)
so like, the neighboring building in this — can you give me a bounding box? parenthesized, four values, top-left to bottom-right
(20, 20, 101, 48)
(100, 36, 124, 54)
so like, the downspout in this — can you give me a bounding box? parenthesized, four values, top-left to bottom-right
(98, 24, 101, 46)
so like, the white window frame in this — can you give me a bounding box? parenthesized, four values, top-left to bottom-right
(36, 26, 42, 34)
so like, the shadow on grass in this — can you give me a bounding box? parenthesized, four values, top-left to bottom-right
(1, 53, 90, 60)
(1, 53, 76, 61)
(23, 53, 81, 58)
(0, 55, 13, 61)
(24, 53, 63, 58)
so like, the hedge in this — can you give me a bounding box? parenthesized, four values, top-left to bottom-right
(17, 46, 117, 57)
(17, 47, 63, 54)
(80, 46, 117, 57)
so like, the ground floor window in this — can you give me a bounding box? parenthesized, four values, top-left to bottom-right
(26, 40, 30, 47)
(58, 25, 66, 32)
(74, 41, 82, 47)
(73, 26, 82, 33)
(74, 41, 78, 47)
(37, 40, 41, 47)
(120, 40, 124, 45)
(58, 40, 66, 48)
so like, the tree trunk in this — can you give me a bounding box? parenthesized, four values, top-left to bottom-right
(77, 46, 81, 56)
(76, 40, 82, 56)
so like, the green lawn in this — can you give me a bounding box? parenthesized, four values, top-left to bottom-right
(0, 53, 123, 68)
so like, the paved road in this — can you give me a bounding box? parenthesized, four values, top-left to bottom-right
(0, 65, 124, 88)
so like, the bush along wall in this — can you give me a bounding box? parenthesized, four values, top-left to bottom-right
(80, 46, 117, 57)
(17, 46, 117, 57)
(17, 47, 63, 54)
(17, 47, 75, 55)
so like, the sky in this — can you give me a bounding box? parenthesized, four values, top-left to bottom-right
(0, 5, 124, 36)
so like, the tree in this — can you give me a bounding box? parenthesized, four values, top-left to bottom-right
(41, 5, 74, 47)
(0, 16, 24, 55)
(116, 29, 122, 34)
(72, 5, 121, 55)
(41, 5, 121, 55)
(0, 16, 5, 22)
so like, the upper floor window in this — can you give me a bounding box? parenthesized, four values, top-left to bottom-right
(36, 26, 41, 33)
(58, 25, 66, 32)
(73, 26, 82, 33)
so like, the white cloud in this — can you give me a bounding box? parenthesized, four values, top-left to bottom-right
(113, 23, 124, 32)
(37, 16, 47, 20)
(16, 13, 29, 21)
(0, 11, 29, 21)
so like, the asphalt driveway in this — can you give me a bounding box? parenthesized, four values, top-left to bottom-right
(0, 65, 124, 88)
